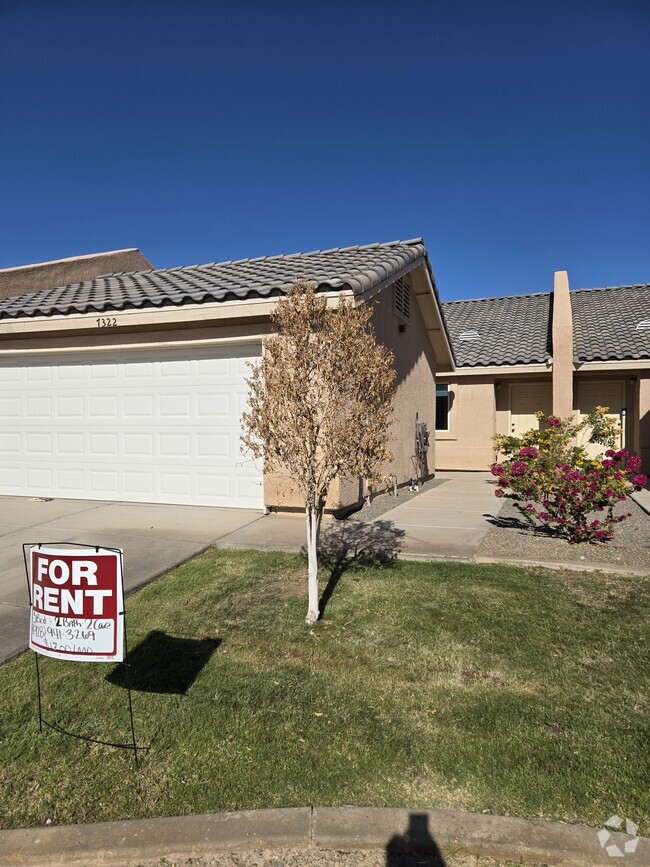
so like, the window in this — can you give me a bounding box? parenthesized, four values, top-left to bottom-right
(394, 276, 411, 320)
(435, 383, 450, 431)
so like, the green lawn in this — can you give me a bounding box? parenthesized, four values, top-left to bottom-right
(0, 549, 648, 831)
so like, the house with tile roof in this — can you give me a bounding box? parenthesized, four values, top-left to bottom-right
(436, 272, 650, 473)
(0, 240, 454, 513)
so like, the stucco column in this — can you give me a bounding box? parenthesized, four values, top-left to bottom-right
(551, 270, 574, 418)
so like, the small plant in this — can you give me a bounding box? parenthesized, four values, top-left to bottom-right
(491, 408, 647, 543)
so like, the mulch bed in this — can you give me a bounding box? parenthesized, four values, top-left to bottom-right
(477, 491, 650, 573)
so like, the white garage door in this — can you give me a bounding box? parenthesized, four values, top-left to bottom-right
(0, 343, 264, 509)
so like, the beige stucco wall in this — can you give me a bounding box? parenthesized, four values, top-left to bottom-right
(435, 375, 496, 470)
(264, 276, 439, 512)
(0, 249, 154, 300)
(552, 271, 574, 417)
(437, 369, 649, 474)
(638, 375, 650, 473)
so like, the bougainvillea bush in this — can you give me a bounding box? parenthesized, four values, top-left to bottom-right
(491, 407, 647, 543)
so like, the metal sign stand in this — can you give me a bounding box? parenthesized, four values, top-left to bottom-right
(23, 542, 141, 768)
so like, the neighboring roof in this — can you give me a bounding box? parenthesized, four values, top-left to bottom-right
(0, 240, 426, 320)
(571, 284, 650, 362)
(0, 249, 153, 302)
(441, 293, 552, 367)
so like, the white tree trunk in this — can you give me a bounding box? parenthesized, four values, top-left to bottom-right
(305, 504, 321, 624)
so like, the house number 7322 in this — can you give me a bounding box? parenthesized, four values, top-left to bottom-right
(96, 317, 118, 327)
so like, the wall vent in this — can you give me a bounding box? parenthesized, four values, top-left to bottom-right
(394, 276, 411, 320)
(458, 330, 480, 341)
(635, 319, 650, 330)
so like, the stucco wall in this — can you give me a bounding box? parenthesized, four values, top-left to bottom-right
(263, 278, 439, 512)
(0, 249, 154, 300)
(435, 376, 496, 470)
(636, 374, 650, 474)
(369, 280, 437, 489)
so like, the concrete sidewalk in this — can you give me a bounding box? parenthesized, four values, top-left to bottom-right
(0, 805, 645, 866)
(219, 472, 503, 562)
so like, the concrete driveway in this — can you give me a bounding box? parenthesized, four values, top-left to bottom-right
(0, 496, 261, 664)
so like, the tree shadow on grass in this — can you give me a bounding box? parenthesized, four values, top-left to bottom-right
(385, 812, 446, 865)
(105, 630, 220, 694)
(308, 519, 405, 619)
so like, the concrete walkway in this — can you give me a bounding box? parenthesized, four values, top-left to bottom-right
(0, 805, 645, 866)
(218, 472, 502, 562)
(374, 471, 501, 560)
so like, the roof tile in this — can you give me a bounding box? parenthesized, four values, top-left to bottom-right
(571, 284, 650, 362)
(0, 240, 427, 320)
(441, 293, 552, 367)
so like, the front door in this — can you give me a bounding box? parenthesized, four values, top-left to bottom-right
(510, 383, 552, 437)
(577, 380, 624, 457)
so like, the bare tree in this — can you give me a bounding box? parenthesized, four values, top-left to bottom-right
(242, 281, 396, 623)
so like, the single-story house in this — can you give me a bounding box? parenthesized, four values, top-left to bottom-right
(0, 239, 454, 512)
(436, 271, 650, 472)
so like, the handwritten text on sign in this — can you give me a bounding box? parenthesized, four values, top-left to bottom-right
(29, 547, 124, 662)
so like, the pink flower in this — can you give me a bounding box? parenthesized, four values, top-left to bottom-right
(547, 416, 561, 427)
(594, 530, 607, 541)
(627, 456, 642, 472)
(538, 511, 549, 520)
(601, 459, 615, 468)
(518, 445, 539, 458)
(491, 464, 504, 476)
(510, 461, 527, 476)
(616, 449, 629, 460)
(499, 477, 509, 487)
(605, 449, 616, 457)
(633, 474, 648, 489)
(494, 488, 504, 498)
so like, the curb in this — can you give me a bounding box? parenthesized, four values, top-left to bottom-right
(0, 806, 647, 866)
(473, 555, 650, 576)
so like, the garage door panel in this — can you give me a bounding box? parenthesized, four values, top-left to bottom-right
(0, 345, 263, 509)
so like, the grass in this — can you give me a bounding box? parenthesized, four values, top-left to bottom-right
(0, 548, 648, 831)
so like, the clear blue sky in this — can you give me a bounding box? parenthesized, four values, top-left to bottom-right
(1, 0, 648, 300)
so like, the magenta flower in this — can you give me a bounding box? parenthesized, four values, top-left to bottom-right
(491, 464, 504, 476)
(633, 473, 648, 489)
(601, 459, 615, 468)
(547, 416, 561, 427)
(510, 461, 527, 476)
(494, 488, 504, 498)
(605, 449, 616, 457)
(627, 455, 642, 472)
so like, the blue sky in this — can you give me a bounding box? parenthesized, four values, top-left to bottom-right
(1, 0, 648, 300)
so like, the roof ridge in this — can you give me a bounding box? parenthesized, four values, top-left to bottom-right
(571, 283, 650, 294)
(100, 239, 425, 282)
(442, 290, 550, 304)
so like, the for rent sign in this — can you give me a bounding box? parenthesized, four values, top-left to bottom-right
(29, 546, 124, 662)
